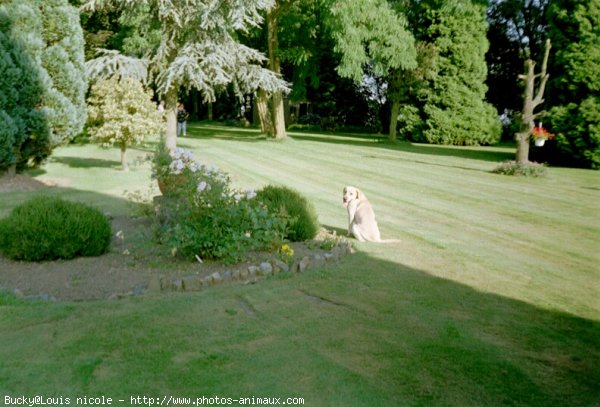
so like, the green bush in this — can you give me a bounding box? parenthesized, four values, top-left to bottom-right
(257, 185, 319, 241)
(157, 196, 286, 263)
(0, 196, 111, 261)
(547, 100, 600, 169)
(152, 147, 286, 263)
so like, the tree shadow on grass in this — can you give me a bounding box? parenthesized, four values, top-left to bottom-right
(188, 123, 268, 142)
(0, 184, 138, 218)
(187, 122, 515, 162)
(51, 156, 121, 169)
(288, 131, 515, 163)
(291, 249, 600, 405)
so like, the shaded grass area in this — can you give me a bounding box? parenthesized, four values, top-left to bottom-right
(1, 254, 598, 405)
(1, 122, 599, 405)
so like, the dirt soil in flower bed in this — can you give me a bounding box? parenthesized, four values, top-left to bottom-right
(0, 176, 342, 302)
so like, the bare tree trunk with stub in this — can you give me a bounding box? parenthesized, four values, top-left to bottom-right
(516, 39, 551, 164)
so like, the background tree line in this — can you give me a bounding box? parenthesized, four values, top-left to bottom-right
(1, 0, 598, 170)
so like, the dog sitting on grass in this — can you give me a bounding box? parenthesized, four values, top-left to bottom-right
(342, 186, 400, 243)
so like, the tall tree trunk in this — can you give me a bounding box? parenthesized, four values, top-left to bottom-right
(267, 3, 286, 139)
(256, 88, 274, 136)
(120, 143, 129, 172)
(389, 100, 400, 142)
(271, 91, 286, 139)
(388, 69, 407, 142)
(164, 87, 178, 151)
(192, 88, 199, 119)
(207, 101, 213, 121)
(516, 60, 536, 164)
(515, 40, 551, 164)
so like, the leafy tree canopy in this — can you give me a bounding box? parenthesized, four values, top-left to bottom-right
(83, 0, 289, 148)
(82, 0, 288, 102)
(546, 0, 600, 168)
(328, 0, 417, 83)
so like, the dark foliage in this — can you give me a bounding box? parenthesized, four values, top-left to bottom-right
(257, 185, 319, 242)
(0, 197, 111, 261)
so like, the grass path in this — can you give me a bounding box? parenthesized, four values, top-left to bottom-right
(0, 123, 598, 405)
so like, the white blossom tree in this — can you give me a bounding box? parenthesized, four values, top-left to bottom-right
(82, 0, 288, 150)
(87, 76, 162, 171)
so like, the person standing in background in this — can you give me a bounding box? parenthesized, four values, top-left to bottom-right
(177, 103, 188, 137)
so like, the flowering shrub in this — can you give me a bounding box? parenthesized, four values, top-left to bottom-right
(151, 142, 226, 197)
(492, 160, 547, 177)
(278, 243, 295, 264)
(151, 144, 287, 263)
(532, 126, 554, 140)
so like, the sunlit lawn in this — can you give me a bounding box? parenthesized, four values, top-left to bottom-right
(1, 122, 598, 406)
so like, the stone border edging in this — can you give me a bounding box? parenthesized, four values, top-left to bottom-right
(6, 238, 353, 302)
(156, 239, 353, 293)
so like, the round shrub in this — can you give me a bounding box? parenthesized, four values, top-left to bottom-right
(257, 185, 319, 241)
(492, 161, 547, 177)
(0, 196, 111, 261)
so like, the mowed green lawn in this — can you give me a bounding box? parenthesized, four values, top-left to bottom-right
(1, 123, 599, 406)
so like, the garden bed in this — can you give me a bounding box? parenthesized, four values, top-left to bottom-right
(0, 215, 351, 302)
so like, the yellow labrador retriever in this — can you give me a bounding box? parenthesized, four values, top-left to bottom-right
(342, 186, 400, 243)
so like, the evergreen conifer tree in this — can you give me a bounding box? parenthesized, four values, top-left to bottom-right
(0, 0, 85, 173)
(0, 21, 45, 173)
(420, 0, 501, 145)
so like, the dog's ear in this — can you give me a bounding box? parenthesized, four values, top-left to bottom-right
(355, 188, 362, 199)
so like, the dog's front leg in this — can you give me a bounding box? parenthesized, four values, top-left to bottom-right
(347, 201, 357, 236)
(351, 223, 366, 241)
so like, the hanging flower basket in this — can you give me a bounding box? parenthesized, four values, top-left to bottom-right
(532, 126, 554, 147)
